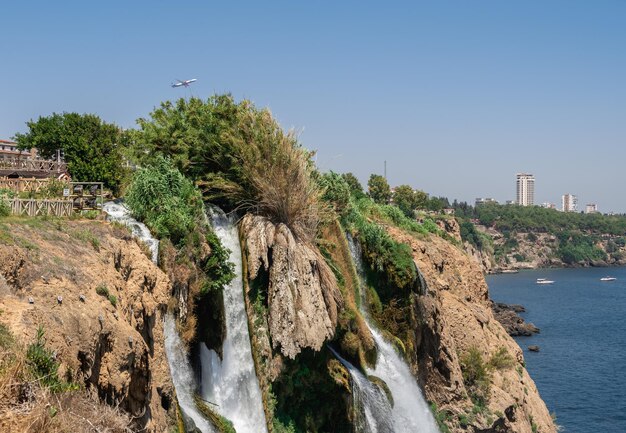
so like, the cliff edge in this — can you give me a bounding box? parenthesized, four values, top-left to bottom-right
(388, 227, 557, 433)
(0, 218, 174, 432)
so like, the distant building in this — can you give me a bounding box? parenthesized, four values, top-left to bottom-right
(516, 173, 535, 206)
(505, 200, 515, 205)
(541, 202, 556, 209)
(443, 208, 455, 215)
(0, 139, 34, 160)
(561, 194, 578, 212)
(585, 203, 598, 214)
(475, 197, 498, 206)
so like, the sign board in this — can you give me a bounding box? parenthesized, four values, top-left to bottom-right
(63, 188, 70, 197)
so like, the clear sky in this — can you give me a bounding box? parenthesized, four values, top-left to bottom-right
(2, 1, 625, 211)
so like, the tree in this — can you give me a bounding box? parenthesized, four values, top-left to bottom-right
(15, 113, 126, 193)
(392, 184, 418, 218)
(341, 172, 364, 197)
(367, 174, 391, 205)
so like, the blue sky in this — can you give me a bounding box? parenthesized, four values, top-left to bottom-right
(2, 1, 625, 211)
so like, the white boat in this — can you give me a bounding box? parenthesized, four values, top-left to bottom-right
(536, 278, 555, 285)
(600, 277, 617, 282)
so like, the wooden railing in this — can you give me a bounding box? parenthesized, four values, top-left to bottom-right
(0, 177, 59, 193)
(8, 199, 74, 217)
(0, 158, 67, 173)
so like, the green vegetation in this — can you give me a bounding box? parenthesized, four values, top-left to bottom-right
(125, 156, 204, 245)
(459, 346, 515, 406)
(95, 284, 117, 307)
(15, 112, 127, 193)
(27, 326, 77, 392)
(132, 95, 321, 241)
(367, 174, 391, 205)
(193, 395, 237, 433)
(0, 197, 10, 217)
(392, 184, 428, 218)
(455, 202, 625, 264)
(429, 403, 452, 433)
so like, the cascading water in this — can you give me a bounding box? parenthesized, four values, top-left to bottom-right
(347, 235, 440, 433)
(201, 207, 268, 433)
(103, 201, 215, 432)
(103, 201, 159, 263)
(164, 315, 217, 432)
(329, 347, 394, 433)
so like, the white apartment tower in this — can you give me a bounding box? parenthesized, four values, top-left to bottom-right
(562, 194, 578, 212)
(516, 173, 535, 206)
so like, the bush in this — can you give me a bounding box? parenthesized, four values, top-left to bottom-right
(318, 171, 351, 216)
(460, 346, 515, 406)
(125, 156, 203, 245)
(27, 326, 76, 392)
(0, 198, 10, 217)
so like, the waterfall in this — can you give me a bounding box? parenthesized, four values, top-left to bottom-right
(103, 201, 159, 264)
(103, 201, 215, 432)
(201, 207, 268, 433)
(347, 234, 440, 433)
(329, 347, 394, 433)
(164, 315, 217, 432)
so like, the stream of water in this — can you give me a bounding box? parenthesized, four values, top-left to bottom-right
(347, 235, 440, 433)
(201, 208, 268, 433)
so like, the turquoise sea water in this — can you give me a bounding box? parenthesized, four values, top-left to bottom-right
(487, 267, 626, 433)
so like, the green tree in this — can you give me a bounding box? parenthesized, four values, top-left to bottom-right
(133, 95, 321, 241)
(15, 113, 126, 193)
(367, 174, 391, 205)
(341, 172, 364, 197)
(392, 184, 418, 218)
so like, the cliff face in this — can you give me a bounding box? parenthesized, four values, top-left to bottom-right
(0, 219, 174, 432)
(240, 214, 342, 359)
(468, 224, 626, 273)
(387, 227, 556, 433)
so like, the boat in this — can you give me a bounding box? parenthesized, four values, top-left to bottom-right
(600, 277, 617, 282)
(536, 278, 555, 285)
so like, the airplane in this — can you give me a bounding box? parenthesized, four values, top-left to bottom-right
(171, 78, 197, 88)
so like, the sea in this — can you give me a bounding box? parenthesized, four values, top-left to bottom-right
(487, 267, 626, 433)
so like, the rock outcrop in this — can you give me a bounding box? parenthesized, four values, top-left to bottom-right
(492, 303, 540, 337)
(240, 214, 342, 358)
(386, 227, 557, 433)
(0, 220, 174, 432)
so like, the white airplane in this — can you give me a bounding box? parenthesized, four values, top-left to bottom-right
(171, 78, 197, 88)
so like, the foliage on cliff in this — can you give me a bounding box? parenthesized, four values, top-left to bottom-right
(132, 95, 322, 241)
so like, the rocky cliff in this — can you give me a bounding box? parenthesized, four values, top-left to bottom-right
(0, 219, 175, 432)
(387, 227, 557, 433)
(468, 224, 626, 273)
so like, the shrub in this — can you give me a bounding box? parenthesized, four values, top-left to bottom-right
(459, 347, 491, 405)
(125, 156, 203, 245)
(318, 171, 351, 216)
(26, 326, 76, 392)
(0, 198, 10, 217)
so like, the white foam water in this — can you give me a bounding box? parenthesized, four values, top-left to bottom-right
(201, 207, 268, 433)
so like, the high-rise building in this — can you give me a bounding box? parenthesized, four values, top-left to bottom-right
(516, 173, 535, 206)
(562, 194, 578, 212)
(585, 203, 598, 214)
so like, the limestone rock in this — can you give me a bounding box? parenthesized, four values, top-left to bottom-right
(386, 226, 557, 433)
(0, 220, 173, 432)
(240, 214, 341, 358)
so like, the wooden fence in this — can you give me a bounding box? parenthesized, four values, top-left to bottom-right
(8, 199, 74, 217)
(0, 177, 58, 193)
(0, 158, 67, 173)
